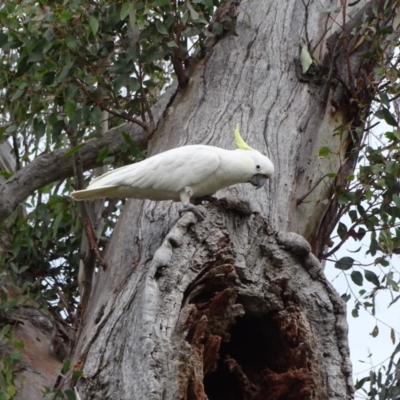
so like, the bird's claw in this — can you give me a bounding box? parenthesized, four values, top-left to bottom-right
(193, 195, 218, 205)
(178, 204, 205, 221)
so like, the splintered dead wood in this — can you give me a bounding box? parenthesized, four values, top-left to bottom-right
(171, 206, 332, 400)
(183, 281, 317, 400)
(72, 204, 350, 400)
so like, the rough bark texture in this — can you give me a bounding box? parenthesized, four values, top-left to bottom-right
(74, 203, 351, 399)
(68, 0, 372, 398)
(23, 0, 394, 398)
(0, 289, 73, 400)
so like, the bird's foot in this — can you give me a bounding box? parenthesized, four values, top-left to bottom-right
(192, 195, 218, 205)
(178, 204, 206, 221)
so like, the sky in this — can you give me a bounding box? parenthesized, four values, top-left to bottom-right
(325, 219, 399, 397)
(323, 116, 400, 396)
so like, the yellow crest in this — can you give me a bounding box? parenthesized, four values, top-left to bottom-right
(234, 124, 252, 150)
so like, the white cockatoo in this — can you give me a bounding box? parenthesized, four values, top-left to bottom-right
(70, 125, 274, 219)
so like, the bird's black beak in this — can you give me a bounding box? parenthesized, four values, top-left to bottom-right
(248, 174, 269, 189)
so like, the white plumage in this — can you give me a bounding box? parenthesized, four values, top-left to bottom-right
(70, 126, 274, 219)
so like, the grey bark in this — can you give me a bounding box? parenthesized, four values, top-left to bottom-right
(69, 0, 378, 399)
(74, 204, 352, 399)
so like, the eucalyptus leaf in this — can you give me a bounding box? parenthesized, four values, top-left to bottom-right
(364, 270, 380, 287)
(351, 270, 363, 286)
(300, 44, 313, 74)
(335, 257, 354, 271)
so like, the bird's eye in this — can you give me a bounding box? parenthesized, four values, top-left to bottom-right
(256, 164, 261, 170)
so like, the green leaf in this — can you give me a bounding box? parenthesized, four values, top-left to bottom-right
(348, 247, 362, 254)
(28, 51, 43, 63)
(7, 385, 16, 398)
(337, 222, 348, 240)
(348, 209, 357, 223)
(58, 62, 73, 82)
(64, 389, 76, 400)
(378, 91, 390, 107)
(364, 270, 380, 287)
(375, 107, 398, 127)
(12, 235, 22, 258)
(150, 0, 171, 6)
(300, 44, 313, 74)
(318, 146, 331, 158)
(155, 20, 168, 35)
(52, 120, 65, 143)
(44, 28, 54, 42)
(388, 294, 400, 307)
(390, 328, 395, 344)
(9, 350, 22, 360)
(89, 16, 99, 36)
(65, 144, 85, 157)
(341, 293, 351, 302)
(187, 3, 200, 21)
(351, 308, 359, 317)
(393, 194, 400, 208)
(121, 131, 143, 157)
(10, 89, 25, 101)
(375, 257, 389, 267)
(120, 2, 131, 20)
(65, 99, 76, 119)
(335, 256, 354, 270)
(181, 27, 200, 38)
(60, 10, 72, 20)
(370, 325, 379, 337)
(0, 171, 12, 179)
(393, 11, 400, 30)
(91, 106, 103, 124)
(351, 270, 363, 286)
(338, 195, 348, 205)
(42, 71, 56, 86)
(102, 156, 115, 164)
(72, 370, 84, 380)
(0, 32, 8, 48)
(96, 147, 109, 162)
(166, 41, 179, 48)
(114, 74, 128, 91)
(355, 376, 370, 390)
(66, 35, 77, 51)
(393, 341, 400, 357)
(129, 77, 141, 92)
(62, 359, 71, 374)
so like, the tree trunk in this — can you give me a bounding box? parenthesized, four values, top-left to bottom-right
(70, 0, 378, 398)
(74, 207, 352, 399)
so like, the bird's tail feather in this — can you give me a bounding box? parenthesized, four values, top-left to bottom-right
(70, 185, 118, 201)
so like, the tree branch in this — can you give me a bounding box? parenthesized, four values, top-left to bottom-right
(0, 80, 179, 223)
(325, 1, 375, 60)
(0, 123, 148, 222)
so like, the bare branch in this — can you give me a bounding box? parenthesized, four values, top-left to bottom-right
(0, 122, 148, 222)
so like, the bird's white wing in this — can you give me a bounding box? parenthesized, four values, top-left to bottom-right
(88, 146, 221, 192)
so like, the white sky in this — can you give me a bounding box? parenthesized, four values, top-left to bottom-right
(326, 253, 399, 379)
(321, 114, 400, 397)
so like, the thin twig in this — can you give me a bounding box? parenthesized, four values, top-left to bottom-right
(83, 217, 107, 269)
(296, 174, 329, 205)
(73, 78, 148, 130)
